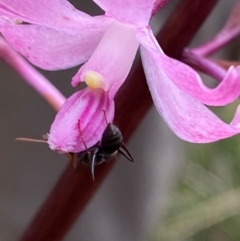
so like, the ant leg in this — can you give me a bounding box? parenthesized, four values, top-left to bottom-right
(90, 148, 99, 181)
(102, 110, 108, 124)
(66, 153, 78, 169)
(78, 119, 88, 151)
(119, 143, 134, 162)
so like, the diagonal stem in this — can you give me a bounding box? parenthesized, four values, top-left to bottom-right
(18, 0, 219, 241)
(157, 0, 219, 59)
(192, 0, 240, 56)
(192, 26, 240, 56)
(0, 38, 65, 111)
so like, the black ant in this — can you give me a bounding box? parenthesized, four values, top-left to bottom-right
(16, 113, 134, 180)
(70, 113, 134, 180)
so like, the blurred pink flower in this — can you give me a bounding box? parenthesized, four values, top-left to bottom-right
(1, 0, 240, 147)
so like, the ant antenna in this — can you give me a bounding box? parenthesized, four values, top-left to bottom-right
(42, 134, 48, 140)
(78, 120, 88, 151)
(15, 137, 48, 144)
(68, 153, 78, 169)
(102, 110, 109, 124)
(77, 120, 93, 172)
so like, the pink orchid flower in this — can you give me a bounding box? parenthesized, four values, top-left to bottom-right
(1, 0, 240, 154)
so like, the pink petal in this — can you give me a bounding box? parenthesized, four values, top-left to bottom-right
(139, 31, 240, 143)
(48, 88, 115, 153)
(0, 0, 110, 33)
(137, 27, 240, 106)
(168, 64, 240, 106)
(0, 23, 108, 70)
(93, 0, 155, 26)
(72, 21, 139, 100)
(0, 0, 88, 31)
